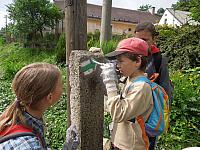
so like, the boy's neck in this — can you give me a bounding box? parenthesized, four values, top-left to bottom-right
(129, 71, 145, 80)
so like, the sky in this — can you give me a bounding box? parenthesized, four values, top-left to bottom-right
(0, 0, 178, 29)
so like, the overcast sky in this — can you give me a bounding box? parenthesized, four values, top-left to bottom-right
(0, 0, 178, 29)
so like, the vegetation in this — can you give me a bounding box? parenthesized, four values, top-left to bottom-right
(157, 68, 200, 149)
(0, 24, 200, 149)
(172, 0, 192, 11)
(7, 0, 63, 40)
(0, 0, 199, 149)
(171, 0, 200, 23)
(157, 8, 165, 16)
(156, 25, 200, 70)
(137, 4, 152, 12)
(189, 0, 200, 23)
(0, 43, 56, 80)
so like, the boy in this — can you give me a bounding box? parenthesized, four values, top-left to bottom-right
(101, 37, 153, 150)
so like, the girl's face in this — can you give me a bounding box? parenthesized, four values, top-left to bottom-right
(116, 54, 139, 77)
(50, 74, 63, 105)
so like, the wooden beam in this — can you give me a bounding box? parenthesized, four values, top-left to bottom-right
(100, 0, 112, 46)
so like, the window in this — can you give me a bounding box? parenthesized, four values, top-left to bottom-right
(164, 19, 167, 24)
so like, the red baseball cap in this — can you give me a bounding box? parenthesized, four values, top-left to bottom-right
(105, 37, 149, 58)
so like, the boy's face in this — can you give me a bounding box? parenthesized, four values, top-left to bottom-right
(135, 30, 154, 46)
(116, 54, 139, 77)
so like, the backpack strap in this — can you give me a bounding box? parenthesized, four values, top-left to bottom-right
(0, 132, 35, 144)
(133, 76, 151, 85)
(0, 124, 44, 147)
(136, 116, 149, 150)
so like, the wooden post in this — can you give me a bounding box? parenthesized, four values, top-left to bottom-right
(65, 0, 87, 127)
(100, 0, 112, 46)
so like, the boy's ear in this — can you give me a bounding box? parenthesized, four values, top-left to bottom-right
(135, 57, 142, 66)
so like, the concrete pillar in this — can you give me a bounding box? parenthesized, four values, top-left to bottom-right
(69, 50, 105, 150)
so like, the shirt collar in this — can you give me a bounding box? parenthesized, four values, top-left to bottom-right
(23, 111, 47, 148)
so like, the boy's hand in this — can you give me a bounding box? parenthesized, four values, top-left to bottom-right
(89, 47, 103, 54)
(100, 63, 118, 92)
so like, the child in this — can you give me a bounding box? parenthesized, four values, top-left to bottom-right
(0, 62, 63, 149)
(134, 22, 173, 104)
(134, 22, 173, 149)
(101, 37, 154, 150)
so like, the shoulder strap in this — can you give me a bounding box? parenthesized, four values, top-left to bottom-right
(0, 124, 44, 147)
(133, 76, 151, 85)
(0, 132, 35, 144)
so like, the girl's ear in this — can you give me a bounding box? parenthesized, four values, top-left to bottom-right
(46, 93, 53, 104)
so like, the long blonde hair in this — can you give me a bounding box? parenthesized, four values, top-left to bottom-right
(0, 62, 61, 132)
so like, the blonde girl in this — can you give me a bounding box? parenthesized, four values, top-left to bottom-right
(0, 62, 63, 149)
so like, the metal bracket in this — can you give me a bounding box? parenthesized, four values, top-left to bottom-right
(65, 0, 73, 7)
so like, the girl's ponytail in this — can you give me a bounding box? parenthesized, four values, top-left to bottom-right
(0, 99, 24, 132)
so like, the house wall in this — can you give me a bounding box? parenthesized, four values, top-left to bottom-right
(55, 17, 137, 35)
(87, 18, 136, 35)
(159, 10, 182, 27)
(87, 18, 101, 33)
(111, 21, 136, 35)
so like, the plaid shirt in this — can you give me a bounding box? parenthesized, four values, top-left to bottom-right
(0, 112, 48, 150)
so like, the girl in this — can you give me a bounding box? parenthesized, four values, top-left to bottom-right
(101, 37, 154, 150)
(0, 62, 63, 149)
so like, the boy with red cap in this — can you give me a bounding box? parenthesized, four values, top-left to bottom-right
(134, 22, 173, 150)
(101, 37, 153, 150)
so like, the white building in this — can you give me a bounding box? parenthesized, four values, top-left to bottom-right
(159, 8, 197, 27)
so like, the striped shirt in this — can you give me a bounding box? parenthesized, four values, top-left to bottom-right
(0, 112, 48, 150)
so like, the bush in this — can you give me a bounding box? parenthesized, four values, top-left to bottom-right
(24, 33, 58, 50)
(157, 68, 200, 149)
(87, 30, 101, 49)
(55, 33, 66, 64)
(0, 37, 5, 46)
(157, 25, 200, 70)
(0, 43, 56, 79)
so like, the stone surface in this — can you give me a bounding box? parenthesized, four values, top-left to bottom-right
(69, 50, 105, 150)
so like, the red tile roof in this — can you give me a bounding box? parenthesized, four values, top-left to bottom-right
(54, 1, 161, 24)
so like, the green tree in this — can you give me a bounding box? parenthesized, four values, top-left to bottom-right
(189, 0, 200, 23)
(172, 0, 192, 11)
(7, 0, 63, 39)
(157, 8, 165, 16)
(138, 4, 152, 12)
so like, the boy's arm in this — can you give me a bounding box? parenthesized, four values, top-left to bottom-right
(106, 82, 153, 123)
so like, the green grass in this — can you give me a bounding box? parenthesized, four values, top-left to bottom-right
(0, 43, 57, 80)
(0, 43, 200, 149)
